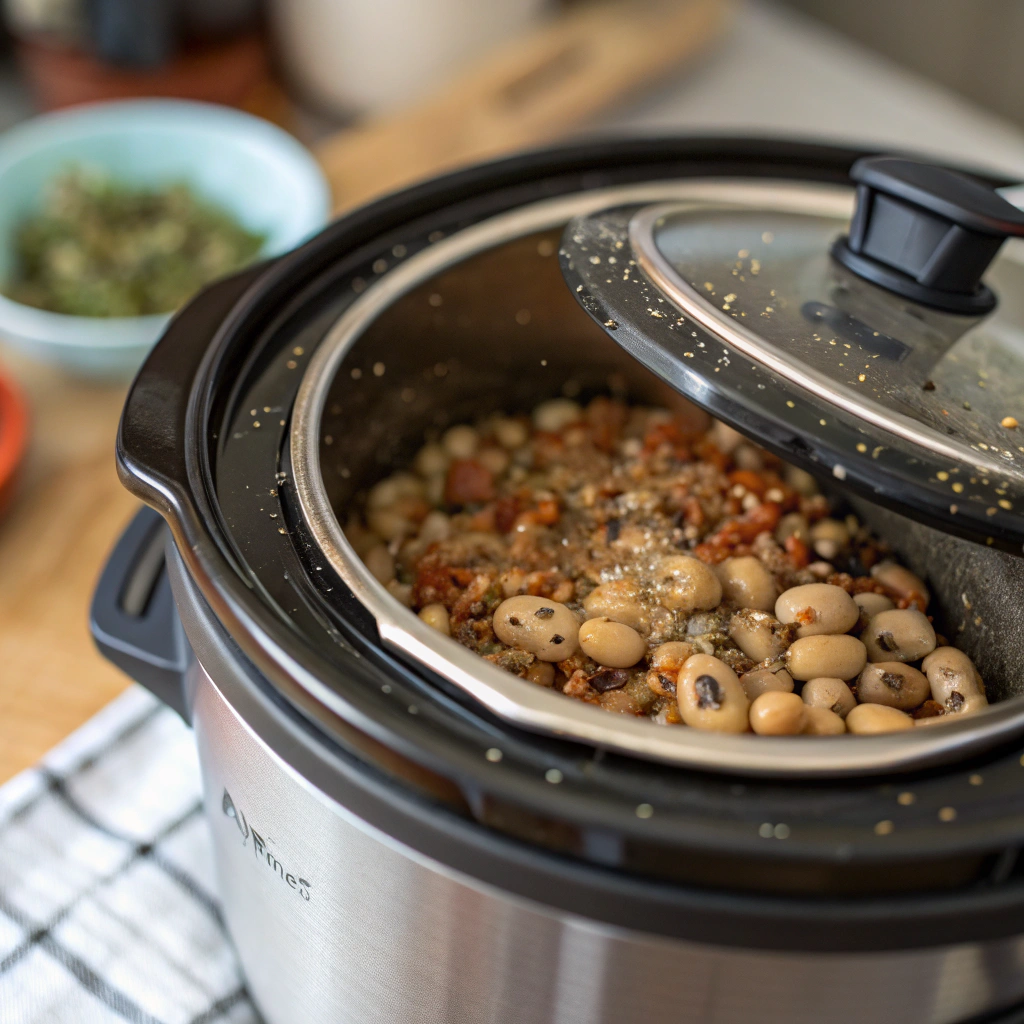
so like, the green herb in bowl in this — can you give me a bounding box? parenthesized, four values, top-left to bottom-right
(3, 166, 266, 317)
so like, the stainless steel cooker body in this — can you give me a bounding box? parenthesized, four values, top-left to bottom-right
(90, 138, 1024, 1024)
(188, 660, 1024, 1024)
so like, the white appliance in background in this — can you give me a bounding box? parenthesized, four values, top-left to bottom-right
(269, 0, 549, 115)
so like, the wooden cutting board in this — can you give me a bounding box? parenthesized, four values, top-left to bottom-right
(0, 0, 730, 783)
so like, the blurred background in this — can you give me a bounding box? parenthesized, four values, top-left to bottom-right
(3, 0, 1024, 785)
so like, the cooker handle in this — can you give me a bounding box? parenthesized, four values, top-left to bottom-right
(116, 261, 268, 526)
(91, 506, 192, 722)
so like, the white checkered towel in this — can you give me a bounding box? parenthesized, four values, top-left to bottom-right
(0, 686, 261, 1023)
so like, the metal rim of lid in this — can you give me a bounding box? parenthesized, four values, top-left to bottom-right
(628, 202, 1012, 478)
(290, 179, 1024, 779)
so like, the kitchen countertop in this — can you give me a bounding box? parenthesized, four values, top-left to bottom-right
(3, 0, 1024, 782)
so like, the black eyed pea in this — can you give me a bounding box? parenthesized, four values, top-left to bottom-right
(863, 609, 936, 663)
(386, 580, 413, 607)
(710, 420, 744, 454)
(442, 424, 479, 459)
(418, 603, 450, 635)
(775, 583, 859, 638)
(494, 417, 529, 450)
(808, 517, 849, 560)
(871, 561, 930, 610)
(525, 661, 555, 687)
(414, 442, 449, 477)
(921, 647, 989, 715)
(800, 677, 856, 719)
(418, 509, 451, 545)
(716, 556, 777, 612)
(364, 544, 395, 585)
(493, 596, 579, 661)
(533, 398, 582, 433)
(739, 666, 794, 701)
(477, 446, 510, 476)
(775, 512, 809, 544)
(424, 474, 446, 507)
(655, 555, 722, 612)
(802, 705, 846, 735)
(853, 592, 895, 618)
(846, 703, 914, 734)
(785, 634, 867, 681)
(677, 654, 750, 732)
(583, 577, 649, 632)
(367, 471, 424, 511)
(857, 661, 931, 711)
(579, 617, 647, 668)
(784, 464, 820, 497)
(749, 690, 806, 735)
(650, 641, 697, 673)
(728, 609, 794, 662)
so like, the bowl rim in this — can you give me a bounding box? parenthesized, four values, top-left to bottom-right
(0, 365, 27, 503)
(0, 98, 331, 347)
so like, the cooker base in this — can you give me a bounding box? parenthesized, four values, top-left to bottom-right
(191, 665, 1024, 1024)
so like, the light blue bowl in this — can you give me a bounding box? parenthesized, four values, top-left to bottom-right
(0, 99, 331, 378)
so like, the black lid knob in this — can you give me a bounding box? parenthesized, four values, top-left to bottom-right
(831, 156, 1024, 315)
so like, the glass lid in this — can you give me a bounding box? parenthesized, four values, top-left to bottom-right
(559, 158, 1024, 551)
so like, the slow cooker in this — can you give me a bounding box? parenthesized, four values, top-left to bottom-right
(90, 138, 1024, 1024)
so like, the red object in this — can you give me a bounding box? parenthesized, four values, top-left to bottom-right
(0, 368, 28, 517)
(15, 33, 271, 112)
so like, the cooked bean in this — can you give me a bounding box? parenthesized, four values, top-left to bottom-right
(368, 507, 414, 541)
(807, 561, 835, 580)
(494, 417, 529, 449)
(533, 398, 582, 433)
(729, 609, 793, 662)
(650, 641, 696, 673)
(786, 634, 866, 681)
(477, 446, 510, 476)
(525, 661, 555, 687)
(785, 464, 820, 496)
(740, 666, 794, 701)
(871, 561, 930, 610)
(600, 689, 641, 715)
(853, 592, 895, 618)
(418, 509, 451, 545)
(493, 596, 579, 661)
(367, 471, 424, 510)
(750, 691, 806, 735)
(809, 518, 849, 560)
(584, 577, 649, 632)
(802, 706, 846, 735)
(418, 603, 450, 635)
(863, 609, 936, 663)
(775, 583, 859, 638)
(424, 474, 445, 507)
(710, 420, 744, 454)
(386, 580, 413, 606)
(655, 555, 722, 612)
(775, 512, 809, 544)
(846, 703, 914, 734)
(579, 617, 646, 668)
(801, 677, 856, 718)
(716, 556, 777, 611)
(677, 654, 749, 732)
(414, 443, 449, 477)
(857, 662, 930, 710)
(442, 424, 479, 459)
(921, 647, 989, 715)
(364, 544, 395, 584)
